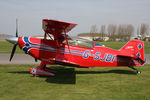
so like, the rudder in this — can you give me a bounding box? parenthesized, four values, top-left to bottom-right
(119, 40, 145, 65)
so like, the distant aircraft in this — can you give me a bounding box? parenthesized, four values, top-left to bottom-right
(6, 19, 145, 76)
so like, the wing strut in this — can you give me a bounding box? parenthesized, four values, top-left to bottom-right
(44, 33, 53, 40)
(44, 33, 46, 39)
(64, 30, 71, 55)
(64, 30, 73, 62)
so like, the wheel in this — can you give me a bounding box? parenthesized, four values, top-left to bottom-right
(136, 71, 141, 74)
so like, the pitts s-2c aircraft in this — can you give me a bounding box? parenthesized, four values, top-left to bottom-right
(6, 19, 145, 76)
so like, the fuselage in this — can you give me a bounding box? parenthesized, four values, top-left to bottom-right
(5, 19, 144, 76)
(18, 36, 131, 67)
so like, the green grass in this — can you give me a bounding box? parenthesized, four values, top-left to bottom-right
(144, 42, 150, 54)
(0, 41, 23, 53)
(0, 41, 149, 54)
(0, 64, 150, 100)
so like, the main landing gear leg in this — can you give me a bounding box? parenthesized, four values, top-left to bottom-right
(30, 61, 55, 76)
(128, 66, 141, 74)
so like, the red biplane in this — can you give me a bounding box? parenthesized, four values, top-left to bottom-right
(6, 19, 145, 76)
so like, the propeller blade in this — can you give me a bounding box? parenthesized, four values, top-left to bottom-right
(9, 43, 17, 61)
(9, 19, 19, 61)
(16, 19, 18, 37)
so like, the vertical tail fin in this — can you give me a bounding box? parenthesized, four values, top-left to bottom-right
(119, 40, 145, 65)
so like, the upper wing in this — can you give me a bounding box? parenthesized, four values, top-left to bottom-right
(42, 19, 77, 42)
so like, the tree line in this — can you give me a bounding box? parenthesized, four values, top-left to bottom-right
(78, 24, 149, 41)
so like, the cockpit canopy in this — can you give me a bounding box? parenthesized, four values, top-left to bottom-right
(41, 34, 95, 48)
(64, 37, 94, 48)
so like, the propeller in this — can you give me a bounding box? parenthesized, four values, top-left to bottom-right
(9, 43, 18, 61)
(6, 19, 19, 61)
(16, 19, 18, 37)
(6, 19, 38, 62)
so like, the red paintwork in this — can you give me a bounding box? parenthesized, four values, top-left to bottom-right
(17, 19, 145, 76)
(18, 37, 144, 67)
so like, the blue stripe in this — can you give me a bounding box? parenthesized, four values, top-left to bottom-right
(23, 37, 83, 56)
(60, 51, 70, 54)
(23, 47, 32, 53)
(70, 50, 84, 53)
(23, 37, 57, 52)
(71, 53, 83, 56)
(60, 50, 83, 56)
(31, 47, 57, 52)
(60, 49, 83, 56)
(24, 37, 41, 46)
(60, 48, 83, 53)
(24, 37, 29, 42)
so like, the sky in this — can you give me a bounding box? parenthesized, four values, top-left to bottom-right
(0, 0, 150, 36)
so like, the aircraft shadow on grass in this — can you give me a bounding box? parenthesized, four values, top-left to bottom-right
(75, 69, 136, 75)
(8, 67, 136, 84)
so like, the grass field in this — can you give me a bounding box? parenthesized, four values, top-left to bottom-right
(0, 41, 23, 53)
(0, 41, 149, 54)
(0, 64, 150, 100)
